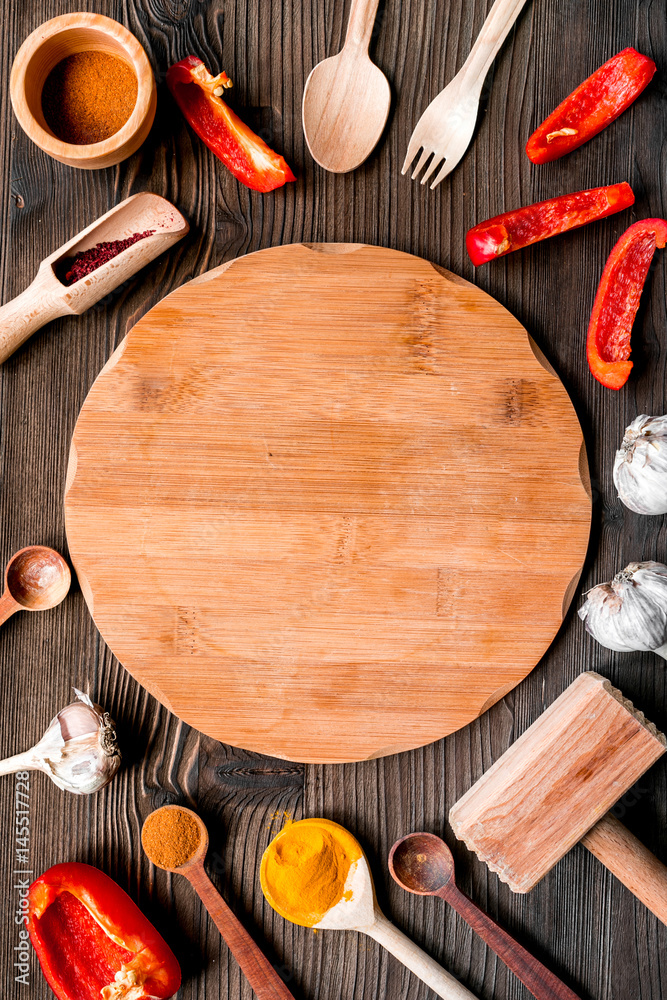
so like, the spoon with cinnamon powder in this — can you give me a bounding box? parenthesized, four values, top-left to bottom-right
(141, 805, 297, 1000)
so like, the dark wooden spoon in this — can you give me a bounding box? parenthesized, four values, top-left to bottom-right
(389, 832, 580, 1000)
(142, 806, 296, 1000)
(0, 546, 71, 626)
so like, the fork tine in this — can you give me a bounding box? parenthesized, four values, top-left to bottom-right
(430, 155, 458, 190)
(410, 148, 432, 181)
(420, 154, 444, 186)
(401, 137, 424, 176)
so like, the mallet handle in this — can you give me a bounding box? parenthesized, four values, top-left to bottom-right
(582, 813, 667, 926)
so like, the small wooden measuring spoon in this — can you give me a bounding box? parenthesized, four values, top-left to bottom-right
(0, 546, 71, 626)
(302, 0, 390, 172)
(261, 818, 476, 999)
(0, 192, 188, 364)
(389, 832, 580, 1000)
(141, 806, 296, 1000)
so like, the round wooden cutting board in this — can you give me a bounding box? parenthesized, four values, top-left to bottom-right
(65, 243, 591, 763)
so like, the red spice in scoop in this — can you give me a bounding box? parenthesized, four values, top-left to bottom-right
(61, 230, 155, 285)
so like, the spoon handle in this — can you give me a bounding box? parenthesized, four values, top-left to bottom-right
(0, 275, 71, 365)
(364, 910, 476, 999)
(439, 884, 580, 1000)
(345, 0, 381, 52)
(0, 591, 19, 627)
(188, 867, 297, 1000)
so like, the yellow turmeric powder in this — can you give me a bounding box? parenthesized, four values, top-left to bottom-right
(260, 818, 362, 927)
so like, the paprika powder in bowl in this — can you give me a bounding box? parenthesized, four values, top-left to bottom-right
(10, 12, 156, 170)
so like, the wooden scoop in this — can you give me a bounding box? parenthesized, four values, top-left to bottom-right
(141, 806, 296, 1000)
(450, 672, 667, 925)
(0, 546, 71, 626)
(302, 0, 391, 172)
(0, 192, 188, 364)
(389, 832, 580, 1000)
(261, 818, 476, 1000)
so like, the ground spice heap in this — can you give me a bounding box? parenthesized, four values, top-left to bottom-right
(142, 807, 202, 870)
(60, 230, 155, 285)
(42, 50, 138, 145)
(260, 818, 362, 927)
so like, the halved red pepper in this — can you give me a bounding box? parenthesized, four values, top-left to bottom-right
(466, 182, 634, 266)
(167, 55, 296, 192)
(27, 863, 181, 1000)
(586, 218, 667, 390)
(526, 48, 656, 164)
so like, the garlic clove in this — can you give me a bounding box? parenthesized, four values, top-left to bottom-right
(579, 560, 667, 658)
(613, 414, 667, 515)
(57, 690, 102, 740)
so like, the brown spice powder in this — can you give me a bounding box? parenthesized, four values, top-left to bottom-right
(142, 808, 201, 869)
(42, 51, 138, 145)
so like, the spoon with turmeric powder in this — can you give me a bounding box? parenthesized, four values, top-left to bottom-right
(141, 805, 297, 1000)
(260, 817, 477, 999)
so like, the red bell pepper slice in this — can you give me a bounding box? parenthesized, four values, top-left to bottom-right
(586, 218, 667, 390)
(526, 48, 656, 164)
(27, 863, 181, 1000)
(167, 55, 296, 193)
(466, 182, 634, 266)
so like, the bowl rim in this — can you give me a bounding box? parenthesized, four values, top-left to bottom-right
(9, 11, 155, 161)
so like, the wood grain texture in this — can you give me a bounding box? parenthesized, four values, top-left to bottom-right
(64, 242, 589, 762)
(0, 1, 666, 999)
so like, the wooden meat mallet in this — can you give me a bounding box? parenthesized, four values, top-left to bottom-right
(449, 672, 667, 925)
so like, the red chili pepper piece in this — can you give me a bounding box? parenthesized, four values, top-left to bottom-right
(466, 182, 634, 266)
(586, 219, 667, 390)
(27, 863, 181, 1000)
(167, 55, 296, 192)
(526, 48, 656, 164)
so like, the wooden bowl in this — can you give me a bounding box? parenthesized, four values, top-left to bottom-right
(10, 12, 156, 170)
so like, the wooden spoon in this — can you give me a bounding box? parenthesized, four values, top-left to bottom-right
(302, 0, 390, 172)
(0, 546, 71, 626)
(0, 192, 188, 364)
(141, 806, 296, 1000)
(261, 819, 476, 999)
(389, 832, 580, 1000)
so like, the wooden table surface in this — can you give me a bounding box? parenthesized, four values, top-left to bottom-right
(0, 2, 665, 999)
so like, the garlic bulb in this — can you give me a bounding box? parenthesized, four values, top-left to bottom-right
(0, 689, 120, 793)
(613, 414, 667, 515)
(579, 561, 667, 658)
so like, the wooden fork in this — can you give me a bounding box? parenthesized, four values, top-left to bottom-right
(403, 0, 530, 189)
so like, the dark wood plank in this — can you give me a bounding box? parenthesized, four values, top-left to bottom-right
(0, 1, 665, 998)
